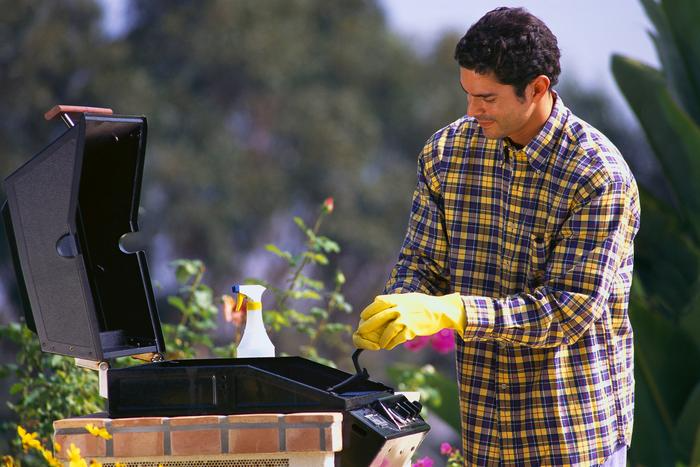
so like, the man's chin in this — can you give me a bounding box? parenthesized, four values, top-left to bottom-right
(479, 125, 503, 139)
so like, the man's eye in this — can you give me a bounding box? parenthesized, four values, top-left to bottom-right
(484, 98, 496, 103)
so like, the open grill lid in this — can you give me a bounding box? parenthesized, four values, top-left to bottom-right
(2, 110, 165, 362)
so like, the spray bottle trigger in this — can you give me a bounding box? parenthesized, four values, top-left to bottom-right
(234, 293, 245, 311)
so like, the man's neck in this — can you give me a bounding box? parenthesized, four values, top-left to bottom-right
(509, 91, 555, 147)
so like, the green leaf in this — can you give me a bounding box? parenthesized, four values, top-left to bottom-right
(49, 355, 64, 367)
(628, 300, 700, 464)
(310, 307, 329, 320)
(288, 309, 315, 324)
(661, 0, 700, 122)
(316, 236, 341, 253)
(265, 244, 294, 263)
(167, 296, 187, 312)
(691, 431, 700, 467)
(293, 216, 308, 231)
(265, 310, 290, 331)
(194, 289, 213, 308)
(171, 259, 203, 284)
(290, 289, 322, 301)
(639, 0, 700, 121)
(303, 251, 328, 265)
(630, 370, 678, 465)
(321, 323, 351, 334)
(174, 264, 191, 284)
(294, 216, 316, 241)
(632, 190, 700, 317)
(680, 303, 700, 350)
(299, 276, 324, 291)
(674, 382, 700, 461)
(612, 55, 700, 239)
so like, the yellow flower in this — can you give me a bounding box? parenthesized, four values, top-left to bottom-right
(89, 460, 103, 467)
(85, 423, 113, 440)
(2, 455, 17, 467)
(114, 463, 127, 467)
(54, 441, 62, 452)
(41, 447, 63, 467)
(17, 426, 42, 451)
(15, 425, 62, 467)
(67, 443, 88, 467)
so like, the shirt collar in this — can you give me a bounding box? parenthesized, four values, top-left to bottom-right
(501, 91, 569, 173)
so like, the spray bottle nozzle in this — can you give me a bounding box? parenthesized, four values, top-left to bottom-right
(231, 284, 266, 311)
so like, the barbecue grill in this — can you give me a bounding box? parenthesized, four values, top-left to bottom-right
(1, 106, 430, 466)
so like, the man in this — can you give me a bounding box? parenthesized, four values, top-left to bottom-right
(353, 7, 639, 466)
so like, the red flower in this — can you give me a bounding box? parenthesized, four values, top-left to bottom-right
(440, 442, 453, 455)
(430, 328, 455, 354)
(403, 329, 455, 354)
(322, 197, 334, 214)
(404, 335, 430, 352)
(411, 456, 434, 467)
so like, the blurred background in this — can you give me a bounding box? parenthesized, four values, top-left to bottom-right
(1, 1, 698, 465)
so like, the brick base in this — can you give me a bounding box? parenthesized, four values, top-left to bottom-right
(53, 413, 342, 463)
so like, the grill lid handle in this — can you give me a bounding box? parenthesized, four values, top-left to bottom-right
(327, 349, 369, 394)
(44, 105, 114, 128)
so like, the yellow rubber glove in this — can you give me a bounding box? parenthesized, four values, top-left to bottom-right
(352, 292, 465, 350)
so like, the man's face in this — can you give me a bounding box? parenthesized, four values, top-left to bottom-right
(459, 67, 537, 144)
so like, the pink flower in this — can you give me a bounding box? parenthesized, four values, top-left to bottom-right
(430, 328, 455, 354)
(322, 197, 334, 214)
(404, 335, 430, 351)
(440, 442, 453, 455)
(412, 456, 434, 467)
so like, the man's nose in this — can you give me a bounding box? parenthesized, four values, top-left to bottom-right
(466, 98, 481, 117)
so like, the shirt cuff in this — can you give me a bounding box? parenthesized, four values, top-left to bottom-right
(460, 295, 497, 340)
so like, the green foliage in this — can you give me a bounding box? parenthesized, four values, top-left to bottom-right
(387, 363, 461, 433)
(612, 0, 700, 465)
(251, 200, 354, 367)
(388, 364, 442, 411)
(162, 259, 235, 359)
(0, 322, 102, 458)
(629, 300, 700, 464)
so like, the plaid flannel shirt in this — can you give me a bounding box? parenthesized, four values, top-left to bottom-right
(385, 94, 640, 466)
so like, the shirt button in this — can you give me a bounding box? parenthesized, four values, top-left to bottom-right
(500, 383, 508, 390)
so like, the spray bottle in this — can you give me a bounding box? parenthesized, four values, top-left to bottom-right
(232, 284, 275, 358)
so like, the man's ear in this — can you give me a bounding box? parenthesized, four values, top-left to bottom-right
(530, 75, 551, 101)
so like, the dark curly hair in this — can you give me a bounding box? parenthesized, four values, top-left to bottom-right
(454, 7, 561, 98)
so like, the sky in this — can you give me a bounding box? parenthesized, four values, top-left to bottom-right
(376, 0, 660, 123)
